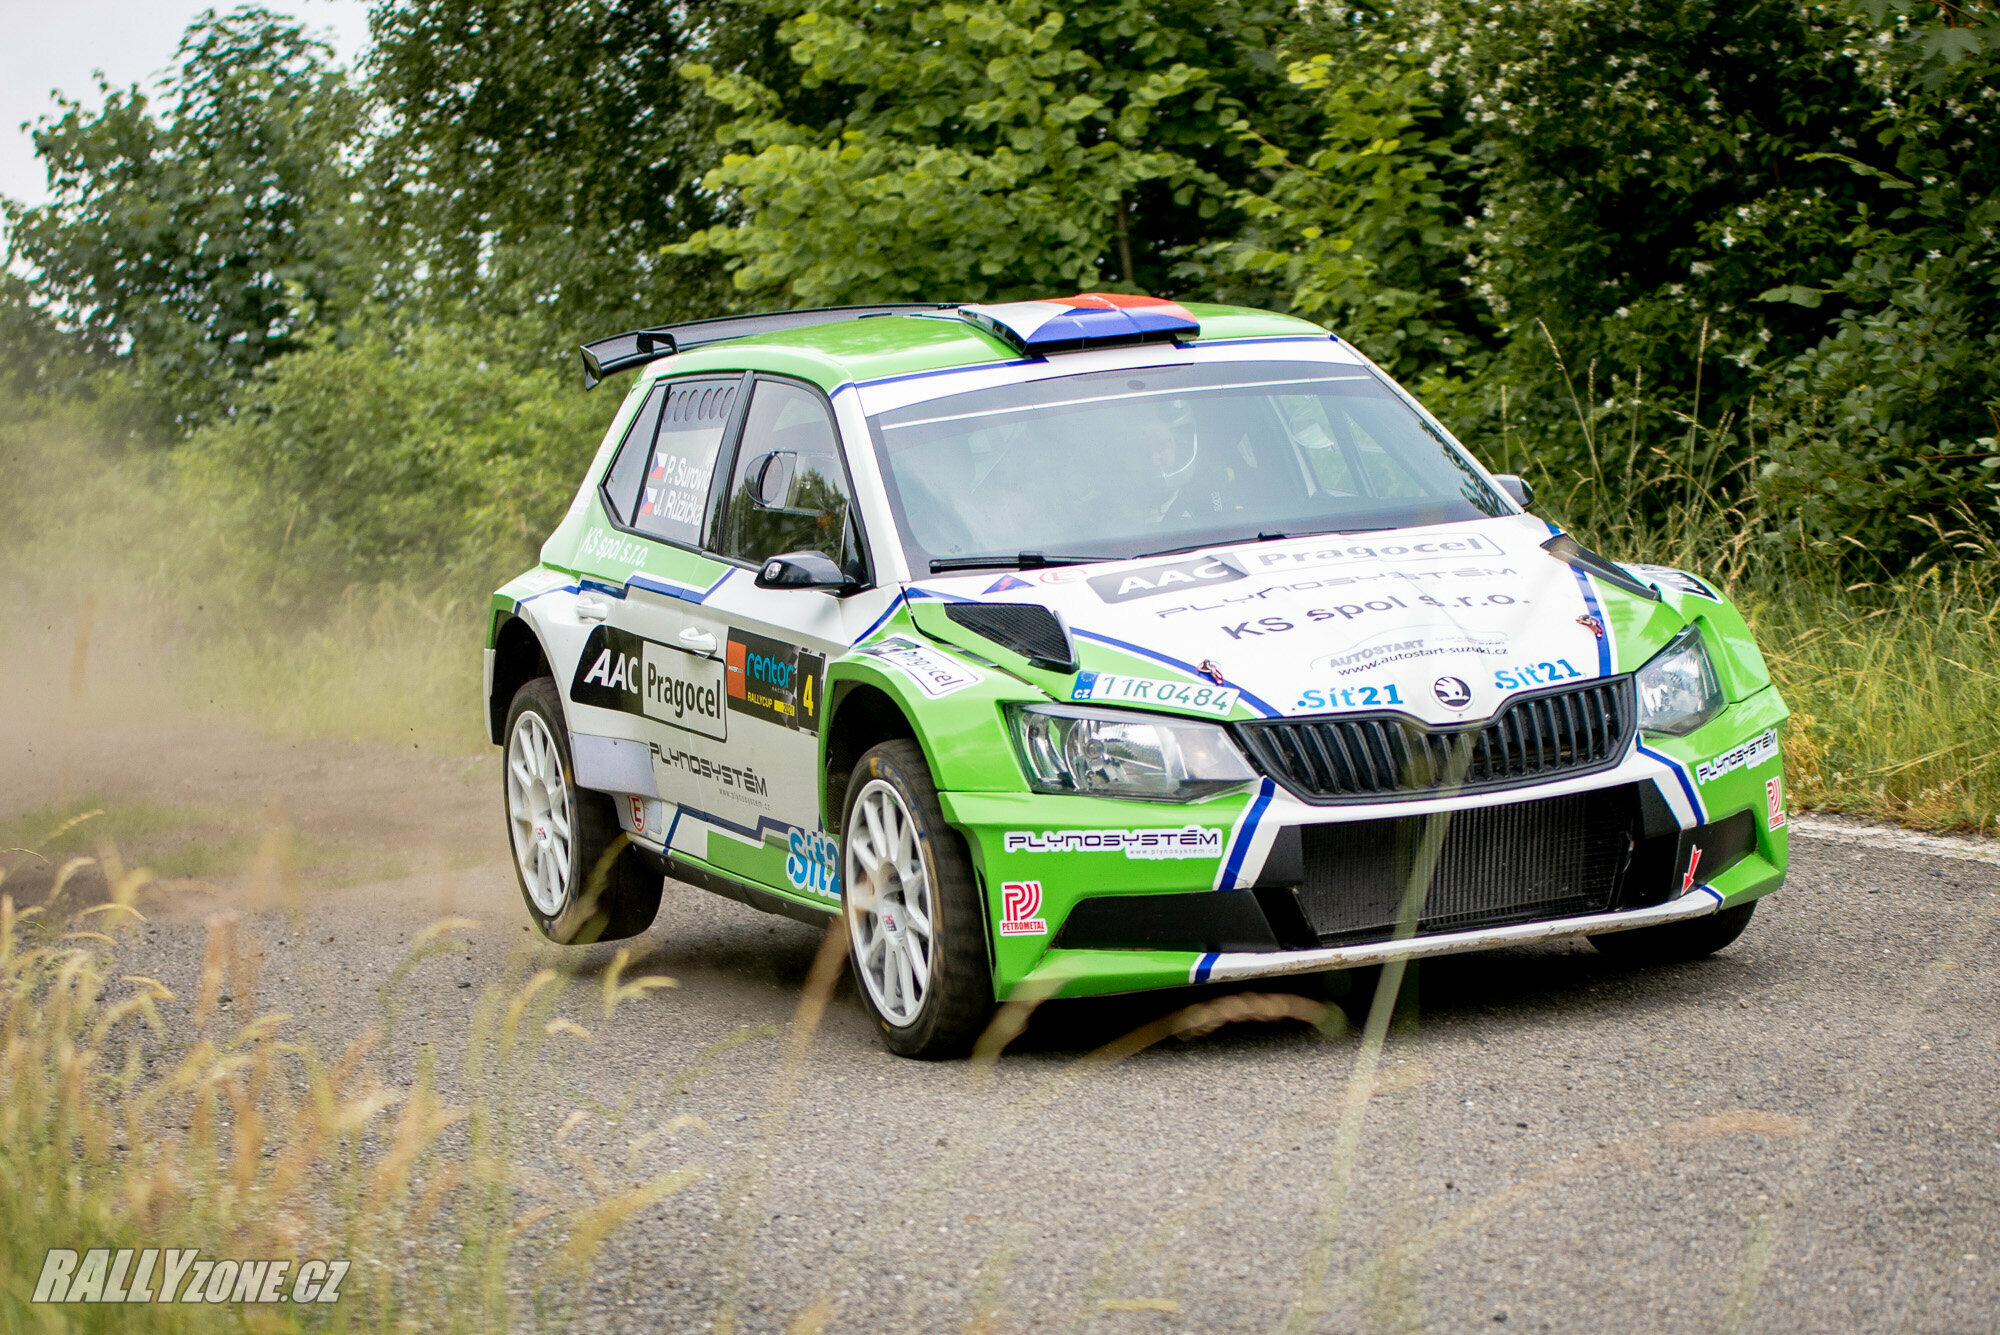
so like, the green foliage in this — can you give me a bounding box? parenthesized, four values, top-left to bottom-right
(3, 9, 365, 432)
(185, 321, 606, 588)
(1203, 44, 1485, 384)
(671, 0, 1310, 303)
(1211, 0, 1999, 566)
(366, 0, 799, 341)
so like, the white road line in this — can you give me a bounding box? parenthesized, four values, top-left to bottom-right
(1790, 814, 2000, 866)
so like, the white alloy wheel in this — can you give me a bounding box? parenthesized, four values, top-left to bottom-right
(844, 777, 936, 1027)
(507, 709, 574, 918)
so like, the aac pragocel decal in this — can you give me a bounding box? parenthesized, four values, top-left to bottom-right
(725, 629, 825, 732)
(571, 625, 728, 740)
(1088, 553, 1247, 604)
(572, 625, 646, 712)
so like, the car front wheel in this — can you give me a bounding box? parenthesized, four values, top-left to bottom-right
(503, 677, 663, 944)
(841, 740, 993, 1058)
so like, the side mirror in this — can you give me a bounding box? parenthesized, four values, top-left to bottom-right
(750, 451, 796, 508)
(1494, 474, 1534, 509)
(755, 550, 860, 594)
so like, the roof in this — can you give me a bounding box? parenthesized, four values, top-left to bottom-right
(630, 302, 1331, 396)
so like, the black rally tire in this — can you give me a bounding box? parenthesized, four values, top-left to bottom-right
(1589, 901, 1756, 964)
(502, 677, 663, 944)
(840, 739, 995, 1059)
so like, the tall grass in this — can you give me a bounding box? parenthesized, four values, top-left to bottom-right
(1496, 341, 2000, 836)
(0, 824, 696, 1331)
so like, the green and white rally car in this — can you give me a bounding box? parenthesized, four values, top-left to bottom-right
(486, 294, 1788, 1057)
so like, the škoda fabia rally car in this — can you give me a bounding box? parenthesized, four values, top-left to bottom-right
(486, 295, 1788, 1057)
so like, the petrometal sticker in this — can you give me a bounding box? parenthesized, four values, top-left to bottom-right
(1087, 553, 1248, 604)
(1003, 826, 1224, 860)
(858, 635, 980, 698)
(1070, 671, 1238, 716)
(725, 629, 825, 732)
(1766, 776, 1787, 830)
(570, 625, 728, 741)
(1000, 881, 1047, 936)
(1695, 729, 1779, 785)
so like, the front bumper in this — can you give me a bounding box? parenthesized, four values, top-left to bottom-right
(940, 684, 1789, 1001)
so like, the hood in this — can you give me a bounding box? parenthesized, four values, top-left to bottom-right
(910, 515, 1669, 726)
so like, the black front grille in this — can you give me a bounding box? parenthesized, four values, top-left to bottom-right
(1295, 786, 1638, 944)
(1235, 677, 1634, 803)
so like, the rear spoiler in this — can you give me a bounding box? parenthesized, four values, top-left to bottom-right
(579, 304, 960, 388)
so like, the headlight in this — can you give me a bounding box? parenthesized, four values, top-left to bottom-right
(1634, 625, 1724, 735)
(1006, 703, 1257, 801)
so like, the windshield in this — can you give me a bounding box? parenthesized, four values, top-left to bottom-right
(867, 359, 1509, 572)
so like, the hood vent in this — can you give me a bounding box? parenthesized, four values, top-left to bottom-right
(942, 603, 1076, 673)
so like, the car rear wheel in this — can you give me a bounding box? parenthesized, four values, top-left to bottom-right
(1589, 901, 1755, 964)
(841, 740, 993, 1059)
(503, 677, 663, 944)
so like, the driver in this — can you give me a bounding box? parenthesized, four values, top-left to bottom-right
(1117, 396, 1202, 525)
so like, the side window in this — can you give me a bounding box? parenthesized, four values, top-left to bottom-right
(718, 380, 856, 568)
(631, 378, 741, 546)
(600, 384, 666, 525)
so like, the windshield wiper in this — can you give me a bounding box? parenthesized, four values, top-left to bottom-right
(928, 552, 1102, 573)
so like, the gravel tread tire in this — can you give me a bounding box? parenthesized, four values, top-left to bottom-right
(841, 739, 994, 1059)
(1589, 901, 1755, 964)
(503, 677, 662, 945)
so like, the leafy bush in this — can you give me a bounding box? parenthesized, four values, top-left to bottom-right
(185, 323, 607, 589)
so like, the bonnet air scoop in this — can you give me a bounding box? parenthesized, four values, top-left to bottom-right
(939, 603, 1077, 673)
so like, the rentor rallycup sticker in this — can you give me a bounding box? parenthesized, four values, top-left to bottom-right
(857, 635, 980, 698)
(726, 628, 825, 732)
(1071, 671, 1238, 716)
(1004, 826, 1224, 860)
(1696, 728, 1779, 785)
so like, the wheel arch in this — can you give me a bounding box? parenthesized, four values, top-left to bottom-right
(489, 614, 554, 744)
(821, 681, 918, 833)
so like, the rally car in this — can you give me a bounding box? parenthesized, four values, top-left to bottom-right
(486, 294, 1788, 1057)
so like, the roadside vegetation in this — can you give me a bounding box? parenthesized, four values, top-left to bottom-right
(3, 0, 1992, 830)
(0, 7, 1995, 1323)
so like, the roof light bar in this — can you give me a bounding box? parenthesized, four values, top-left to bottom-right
(957, 293, 1200, 355)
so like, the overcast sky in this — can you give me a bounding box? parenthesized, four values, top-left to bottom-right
(1, 0, 373, 208)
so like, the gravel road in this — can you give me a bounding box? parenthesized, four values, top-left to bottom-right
(9, 707, 1998, 1334)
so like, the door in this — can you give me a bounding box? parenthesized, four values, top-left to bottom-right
(569, 374, 747, 845)
(678, 375, 868, 907)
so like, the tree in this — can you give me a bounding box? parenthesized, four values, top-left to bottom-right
(671, 0, 1312, 305)
(3, 9, 365, 431)
(367, 0, 811, 341)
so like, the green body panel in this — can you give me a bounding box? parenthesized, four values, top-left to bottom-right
(938, 787, 1251, 993)
(696, 832, 836, 916)
(818, 603, 1042, 801)
(1016, 842, 1787, 1001)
